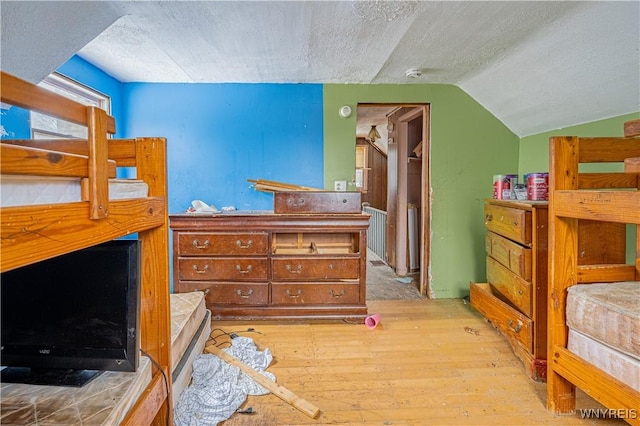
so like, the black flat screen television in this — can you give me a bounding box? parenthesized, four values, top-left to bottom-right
(1, 239, 140, 387)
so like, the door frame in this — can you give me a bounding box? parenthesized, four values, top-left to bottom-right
(357, 103, 431, 297)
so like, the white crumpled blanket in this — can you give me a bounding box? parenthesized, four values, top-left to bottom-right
(174, 336, 275, 426)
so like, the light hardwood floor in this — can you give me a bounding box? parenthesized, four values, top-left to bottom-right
(213, 299, 623, 426)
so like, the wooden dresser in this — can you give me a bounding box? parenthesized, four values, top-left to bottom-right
(470, 199, 626, 382)
(470, 199, 549, 381)
(170, 211, 369, 322)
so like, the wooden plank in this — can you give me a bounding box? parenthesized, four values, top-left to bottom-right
(578, 172, 638, 190)
(550, 346, 640, 425)
(0, 198, 165, 272)
(205, 344, 320, 419)
(547, 136, 579, 415)
(577, 264, 637, 283)
(3, 138, 138, 167)
(553, 190, 640, 224)
(87, 106, 110, 219)
(248, 178, 324, 192)
(0, 143, 116, 178)
(577, 137, 640, 162)
(120, 370, 169, 426)
(624, 118, 640, 137)
(624, 157, 640, 173)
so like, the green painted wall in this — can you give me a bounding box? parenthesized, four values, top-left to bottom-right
(520, 111, 640, 263)
(519, 112, 640, 176)
(323, 84, 519, 298)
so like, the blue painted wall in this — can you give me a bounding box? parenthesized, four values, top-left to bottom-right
(2, 56, 324, 215)
(122, 83, 324, 213)
(0, 106, 30, 139)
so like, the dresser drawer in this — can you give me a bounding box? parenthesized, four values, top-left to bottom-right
(274, 191, 362, 214)
(272, 257, 360, 281)
(271, 282, 360, 305)
(486, 231, 532, 280)
(470, 282, 533, 353)
(177, 257, 268, 281)
(484, 204, 531, 245)
(176, 282, 268, 305)
(177, 232, 268, 256)
(486, 257, 532, 317)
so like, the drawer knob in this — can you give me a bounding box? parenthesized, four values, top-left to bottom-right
(192, 239, 210, 249)
(286, 289, 302, 298)
(236, 264, 253, 274)
(485, 214, 493, 224)
(508, 319, 523, 333)
(236, 239, 253, 249)
(330, 289, 345, 298)
(285, 264, 302, 274)
(236, 289, 253, 298)
(192, 264, 210, 274)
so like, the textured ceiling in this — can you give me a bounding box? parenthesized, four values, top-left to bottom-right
(1, 1, 638, 137)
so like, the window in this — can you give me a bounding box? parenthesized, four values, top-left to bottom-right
(31, 73, 110, 139)
(355, 145, 368, 192)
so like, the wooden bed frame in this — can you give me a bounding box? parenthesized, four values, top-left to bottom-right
(547, 118, 640, 425)
(0, 71, 172, 425)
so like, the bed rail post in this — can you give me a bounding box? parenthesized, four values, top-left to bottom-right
(86, 106, 110, 219)
(547, 136, 579, 414)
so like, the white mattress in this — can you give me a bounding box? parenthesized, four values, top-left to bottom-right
(0, 175, 148, 207)
(170, 291, 211, 407)
(170, 291, 208, 372)
(172, 309, 211, 408)
(568, 328, 640, 391)
(566, 281, 639, 358)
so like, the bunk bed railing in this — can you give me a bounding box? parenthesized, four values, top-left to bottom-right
(0, 72, 116, 133)
(1, 71, 115, 219)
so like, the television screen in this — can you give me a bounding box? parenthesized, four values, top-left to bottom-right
(1, 239, 140, 387)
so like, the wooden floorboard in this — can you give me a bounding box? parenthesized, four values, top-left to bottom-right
(207, 299, 624, 425)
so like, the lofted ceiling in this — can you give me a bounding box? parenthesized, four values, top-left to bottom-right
(1, 1, 638, 138)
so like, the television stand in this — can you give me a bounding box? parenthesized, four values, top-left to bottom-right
(1, 366, 103, 387)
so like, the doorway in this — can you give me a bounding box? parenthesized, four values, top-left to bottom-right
(356, 104, 431, 297)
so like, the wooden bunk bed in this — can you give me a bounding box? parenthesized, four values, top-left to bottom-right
(547, 118, 640, 425)
(0, 71, 172, 425)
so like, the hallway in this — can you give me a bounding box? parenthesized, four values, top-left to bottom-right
(365, 249, 425, 301)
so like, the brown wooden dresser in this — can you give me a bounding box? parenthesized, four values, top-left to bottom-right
(470, 199, 549, 381)
(470, 199, 626, 382)
(170, 211, 369, 322)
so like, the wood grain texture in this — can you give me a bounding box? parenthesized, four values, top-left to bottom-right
(0, 198, 165, 271)
(547, 133, 640, 423)
(0, 143, 116, 177)
(1, 71, 115, 133)
(209, 299, 624, 425)
(170, 213, 370, 321)
(623, 119, 640, 137)
(1, 71, 172, 426)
